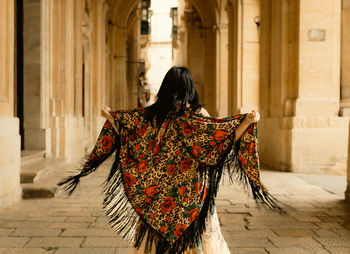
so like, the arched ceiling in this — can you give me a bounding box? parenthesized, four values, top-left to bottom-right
(107, 0, 219, 28)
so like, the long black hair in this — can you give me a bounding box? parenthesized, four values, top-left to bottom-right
(145, 66, 202, 125)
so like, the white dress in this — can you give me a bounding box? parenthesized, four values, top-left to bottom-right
(128, 108, 230, 254)
(128, 207, 230, 254)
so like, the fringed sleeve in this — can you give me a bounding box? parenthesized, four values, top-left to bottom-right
(181, 112, 282, 211)
(57, 119, 120, 196)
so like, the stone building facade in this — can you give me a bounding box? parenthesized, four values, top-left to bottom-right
(0, 0, 349, 209)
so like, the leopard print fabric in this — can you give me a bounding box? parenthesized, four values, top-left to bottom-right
(103, 107, 263, 244)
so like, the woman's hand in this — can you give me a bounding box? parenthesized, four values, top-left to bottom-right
(101, 106, 120, 134)
(101, 106, 114, 122)
(245, 110, 260, 125)
(234, 110, 260, 143)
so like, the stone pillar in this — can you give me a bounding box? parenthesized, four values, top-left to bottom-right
(226, 0, 260, 116)
(184, 12, 206, 108)
(347, 122, 350, 202)
(22, 0, 51, 151)
(0, 0, 21, 208)
(340, 0, 350, 115)
(110, 27, 128, 109)
(49, 0, 85, 161)
(342, 0, 350, 201)
(126, 13, 141, 109)
(216, 23, 229, 117)
(260, 0, 348, 175)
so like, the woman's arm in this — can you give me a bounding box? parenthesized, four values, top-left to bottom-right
(234, 110, 260, 143)
(200, 107, 260, 143)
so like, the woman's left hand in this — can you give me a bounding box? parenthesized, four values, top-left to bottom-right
(101, 106, 114, 122)
(245, 110, 260, 125)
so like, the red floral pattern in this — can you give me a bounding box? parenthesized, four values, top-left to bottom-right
(88, 108, 263, 244)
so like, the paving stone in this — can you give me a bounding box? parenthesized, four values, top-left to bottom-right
(0, 221, 24, 228)
(225, 237, 274, 248)
(266, 246, 329, 254)
(0, 229, 14, 236)
(312, 229, 339, 237)
(247, 222, 319, 230)
(293, 216, 322, 222)
(95, 217, 109, 223)
(55, 248, 115, 254)
(27, 216, 67, 222)
(314, 237, 350, 247)
(61, 228, 117, 237)
(215, 200, 231, 206)
(65, 217, 96, 223)
(25, 237, 84, 248)
(90, 210, 105, 217)
(1, 162, 350, 253)
(115, 248, 132, 254)
(49, 222, 90, 229)
(273, 229, 317, 237)
(218, 213, 246, 226)
(88, 222, 110, 228)
(317, 216, 344, 223)
(224, 205, 252, 213)
(247, 216, 296, 224)
(227, 229, 277, 238)
(13, 221, 52, 229)
(228, 248, 268, 254)
(325, 247, 350, 254)
(82, 237, 132, 248)
(11, 228, 62, 237)
(314, 222, 346, 229)
(268, 236, 322, 248)
(332, 229, 350, 237)
(0, 237, 30, 247)
(0, 247, 54, 253)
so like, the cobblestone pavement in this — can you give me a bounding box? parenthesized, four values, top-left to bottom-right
(0, 159, 349, 254)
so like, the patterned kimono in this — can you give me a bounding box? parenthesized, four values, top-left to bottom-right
(57, 107, 280, 254)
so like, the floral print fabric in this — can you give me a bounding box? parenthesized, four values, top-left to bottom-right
(104, 108, 262, 244)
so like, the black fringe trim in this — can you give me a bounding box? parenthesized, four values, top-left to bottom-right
(224, 138, 284, 211)
(100, 155, 140, 241)
(56, 154, 100, 196)
(101, 129, 284, 254)
(58, 121, 283, 254)
(56, 133, 120, 196)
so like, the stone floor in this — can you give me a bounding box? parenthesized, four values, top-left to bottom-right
(0, 159, 349, 254)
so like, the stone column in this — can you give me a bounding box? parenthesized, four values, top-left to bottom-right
(347, 124, 350, 202)
(0, 0, 21, 208)
(260, 0, 348, 175)
(216, 23, 229, 117)
(22, 0, 51, 151)
(226, 0, 260, 116)
(340, 0, 350, 115)
(342, 0, 350, 202)
(48, 0, 85, 161)
(110, 26, 128, 109)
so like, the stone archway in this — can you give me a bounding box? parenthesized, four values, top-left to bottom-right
(173, 0, 219, 116)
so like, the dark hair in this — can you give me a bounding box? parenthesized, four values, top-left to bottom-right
(145, 66, 201, 125)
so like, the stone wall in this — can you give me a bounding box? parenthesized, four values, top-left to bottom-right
(0, 0, 21, 209)
(259, 0, 348, 175)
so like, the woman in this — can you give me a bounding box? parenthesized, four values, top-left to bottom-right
(58, 67, 280, 254)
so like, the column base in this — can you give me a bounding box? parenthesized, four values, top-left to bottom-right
(260, 116, 349, 175)
(0, 117, 22, 209)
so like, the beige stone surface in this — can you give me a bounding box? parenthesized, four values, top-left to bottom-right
(0, 160, 348, 253)
(1, 0, 350, 225)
